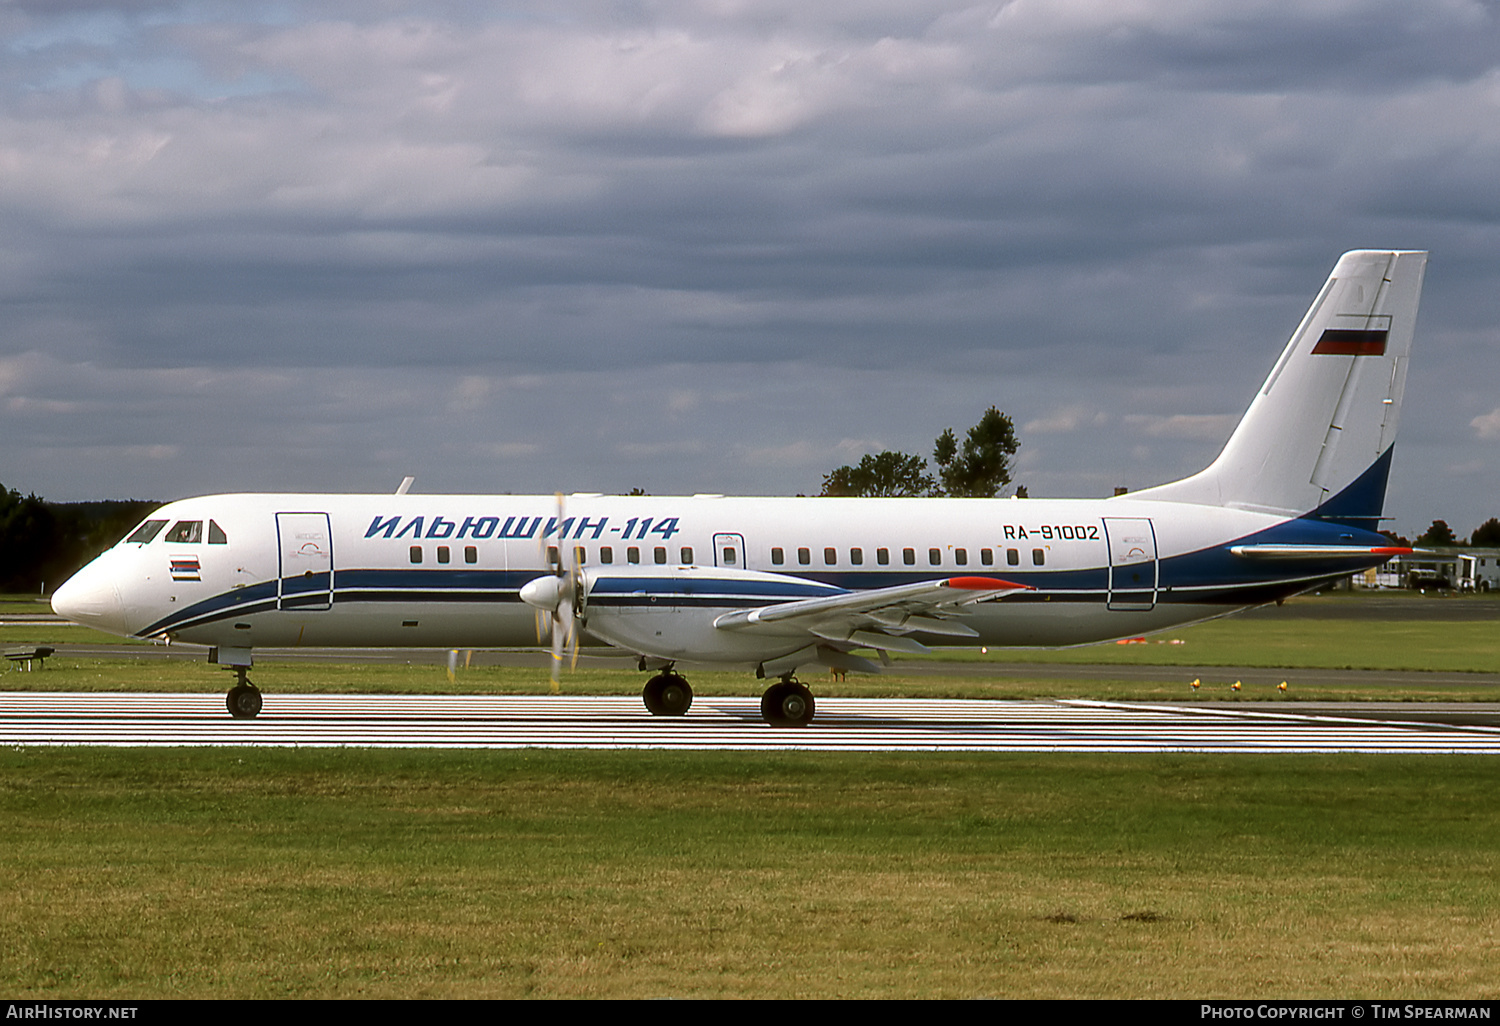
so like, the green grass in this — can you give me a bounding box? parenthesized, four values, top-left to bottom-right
(1, 749, 1496, 998)
(9, 589, 1500, 702)
(5, 657, 1500, 703)
(0, 593, 53, 617)
(1, 624, 158, 646)
(5, 595, 1499, 997)
(10, 594, 1500, 674)
(7, 597, 1500, 702)
(936, 617, 1500, 674)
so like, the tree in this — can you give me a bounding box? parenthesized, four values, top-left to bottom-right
(1471, 518, 1500, 547)
(0, 483, 57, 592)
(820, 451, 935, 497)
(932, 407, 1019, 498)
(1416, 519, 1459, 547)
(818, 409, 1023, 498)
(0, 483, 159, 594)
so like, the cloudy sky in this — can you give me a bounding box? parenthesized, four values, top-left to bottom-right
(3, 0, 1499, 540)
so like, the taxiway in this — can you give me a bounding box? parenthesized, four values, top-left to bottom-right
(2, 693, 1498, 753)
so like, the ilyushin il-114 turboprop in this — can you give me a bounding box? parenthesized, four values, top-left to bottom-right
(52, 250, 1427, 725)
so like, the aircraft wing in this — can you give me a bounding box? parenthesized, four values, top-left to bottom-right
(713, 576, 1030, 654)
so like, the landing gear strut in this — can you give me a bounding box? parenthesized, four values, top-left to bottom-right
(760, 677, 815, 726)
(642, 672, 693, 716)
(225, 666, 263, 719)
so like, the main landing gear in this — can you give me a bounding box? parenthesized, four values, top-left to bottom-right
(642, 671, 694, 716)
(760, 677, 814, 727)
(226, 666, 263, 719)
(637, 665, 815, 726)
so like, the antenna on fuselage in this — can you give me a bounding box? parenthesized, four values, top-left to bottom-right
(395, 476, 415, 496)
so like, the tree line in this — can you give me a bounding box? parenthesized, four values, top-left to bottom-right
(820, 407, 1025, 498)
(1385, 519, 1500, 549)
(0, 482, 159, 594)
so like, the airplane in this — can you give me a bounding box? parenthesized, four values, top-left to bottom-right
(51, 249, 1427, 725)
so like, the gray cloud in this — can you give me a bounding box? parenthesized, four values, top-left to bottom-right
(3, 1, 1499, 539)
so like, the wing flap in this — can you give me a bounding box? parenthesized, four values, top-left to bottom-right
(715, 575, 1028, 653)
(809, 627, 932, 654)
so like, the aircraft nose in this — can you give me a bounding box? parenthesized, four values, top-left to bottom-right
(51, 564, 128, 636)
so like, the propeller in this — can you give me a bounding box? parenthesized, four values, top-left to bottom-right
(520, 493, 582, 693)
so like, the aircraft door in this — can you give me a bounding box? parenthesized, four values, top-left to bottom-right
(1103, 517, 1158, 611)
(277, 512, 333, 610)
(712, 533, 746, 569)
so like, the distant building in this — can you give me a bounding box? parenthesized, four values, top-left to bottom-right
(1368, 548, 1500, 592)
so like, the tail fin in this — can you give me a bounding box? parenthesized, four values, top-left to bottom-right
(1136, 249, 1427, 528)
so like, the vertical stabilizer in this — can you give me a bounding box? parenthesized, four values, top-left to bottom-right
(1135, 250, 1427, 526)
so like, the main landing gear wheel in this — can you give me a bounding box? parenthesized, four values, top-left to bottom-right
(643, 673, 693, 716)
(760, 681, 815, 726)
(226, 683, 263, 719)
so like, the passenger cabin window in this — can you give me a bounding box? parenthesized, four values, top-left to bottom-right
(410, 546, 422, 564)
(600, 546, 614, 564)
(682, 547, 694, 563)
(1007, 548, 1020, 566)
(574, 546, 586, 566)
(465, 546, 477, 564)
(980, 548, 993, 566)
(955, 548, 967, 566)
(654, 546, 667, 564)
(850, 548, 863, 565)
(208, 520, 228, 545)
(437, 546, 450, 564)
(720, 547, 734, 565)
(126, 520, 167, 545)
(1033, 549, 1046, 565)
(903, 548, 915, 565)
(928, 548, 941, 566)
(771, 547, 784, 565)
(547, 545, 559, 565)
(877, 548, 889, 565)
(824, 547, 837, 565)
(798, 547, 811, 565)
(627, 547, 640, 564)
(165, 520, 202, 543)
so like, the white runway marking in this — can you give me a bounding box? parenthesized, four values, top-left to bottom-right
(3, 693, 1499, 752)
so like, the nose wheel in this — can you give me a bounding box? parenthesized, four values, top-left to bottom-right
(226, 667, 262, 719)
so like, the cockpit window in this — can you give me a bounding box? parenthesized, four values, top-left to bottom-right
(125, 519, 168, 545)
(208, 520, 227, 545)
(164, 520, 202, 543)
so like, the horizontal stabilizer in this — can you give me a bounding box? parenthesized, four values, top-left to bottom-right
(1229, 545, 1410, 560)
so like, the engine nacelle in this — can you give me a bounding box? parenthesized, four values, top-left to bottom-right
(577, 565, 842, 666)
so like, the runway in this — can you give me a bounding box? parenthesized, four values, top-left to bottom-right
(3, 692, 1499, 753)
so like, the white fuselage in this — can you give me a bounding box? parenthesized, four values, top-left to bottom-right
(54, 490, 1386, 668)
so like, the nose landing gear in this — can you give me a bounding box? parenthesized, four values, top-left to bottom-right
(225, 666, 262, 719)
